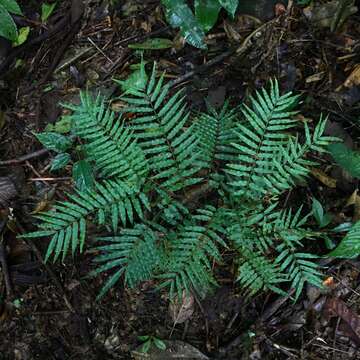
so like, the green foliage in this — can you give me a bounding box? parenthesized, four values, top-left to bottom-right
(329, 220, 360, 258)
(41, 2, 57, 23)
(23, 63, 337, 302)
(0, 0, 22, 41)
(138, 335, 167, 353)
(162, 0, 239, 48)
(328, 142, 360, 178)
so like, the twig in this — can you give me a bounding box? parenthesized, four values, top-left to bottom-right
(168, 20, 273, 88)
(40, 17, 83, 84)
(0, 148, 48, 166)
(0, 219, 13, 298)
(28, 177, 72, 182)
(0, 15, 70, 74)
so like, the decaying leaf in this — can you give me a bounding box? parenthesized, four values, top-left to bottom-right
(311, 168, 337, 188)
(344, 64, 360, 88)
(323, 297, 360, 343)
(0, 177, 17, 209)
(169, 290, 195, 324)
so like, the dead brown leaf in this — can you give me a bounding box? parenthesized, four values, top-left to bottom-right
(169, 291, 195, 325)
(344, 64, 360, 88)
(311, 168, 337, 188)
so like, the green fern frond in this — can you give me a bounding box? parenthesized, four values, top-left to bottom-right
(226, 79, 300, 199)
(329, 220, 360, 258)
(274, 208, 323, 300)
(194, 101, 239, 169)
(236, 248, 287, 296)
(66, 92, 149, 188)
(159, 205, 227, 299)
(227, 101, 334, 199)
(90, 224, 162, 299)
(328, 142, 360, 178)
(154, 187, 189, 225)
(22, 179, 151, 262)
(121, 63, 203, 192)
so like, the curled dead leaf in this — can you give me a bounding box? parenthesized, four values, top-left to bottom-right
(169, 291, 195, 325)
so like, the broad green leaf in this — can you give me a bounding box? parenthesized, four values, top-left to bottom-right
(35, 132, 72, 153)
(45, 116, 72, 134)
(41, 2, 57, 22)
(328, 142, 360, 178)
(153, 338, 166, 350)
(114, 62, 148, 92)
(140, 340, 152, 353)
(128, 38, 173, 50)
(0, 0, 22, 15)
(219, 0, 238, 17)
(72, 160, 95, 191)
(195, 0, 221, 32)
(0, 4, 17, 41)
(312, 198, 324, 226)
(162, 0, 206, 49)
(328, 220, 360, 258)
(13, 26, 30, 47)
(51, 153, 71, 171)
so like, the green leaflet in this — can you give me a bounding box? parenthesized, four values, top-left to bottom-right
(162, 0, 207, 49)
(72, 160, 95, 191)
(329, 221, 360, 258)
(195, 0, 222, 32)
(328, 142, 360, 178)
(35, 132, 73, 153)
(51, 152, 71, 171)
(0, 3, 17, 40)
(218, 0, 238, 17)
(0, 0, 21, 14)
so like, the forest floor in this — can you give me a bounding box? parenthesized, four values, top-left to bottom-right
(1, 0, 360, 359)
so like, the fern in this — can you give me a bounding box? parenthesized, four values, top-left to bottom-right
(65, 92, 148, 189)
(194, 100, 239, 169)
(90, 224, 162, 299)
(159, 206, 227, 299)
(23, 67, 336, 302)
(273, 208, 323, 300)
(23, 179, 150, 261)
(328, 142, 360, 178)
(121, 63, 203, 192)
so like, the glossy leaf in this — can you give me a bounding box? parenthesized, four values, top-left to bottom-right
(35, 132, 72, 153)
(219, 0, 238, 17)
(0, 0, 22, 15)
(13, 26, 30, 47)
(329, 221, 360, 258)
(328, 142, 360, 178)
(51, 153, 71, 171)
(0, 4, 17, 41)
(41, 2, 57, 22)
(72, 160, 95, 191)
(162, 0, 206, 49)
(195, 0, 221, 32)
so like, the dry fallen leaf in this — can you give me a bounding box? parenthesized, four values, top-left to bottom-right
(169, 291, 195, 325)
(311, 168, 337, 188)
(344, 64, 360, 88)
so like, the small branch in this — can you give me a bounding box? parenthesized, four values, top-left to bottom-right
(0, 149, 48, 166)
(0, 219, 13, 298)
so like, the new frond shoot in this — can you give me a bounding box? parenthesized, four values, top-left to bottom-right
(23, 63, 335, 302)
